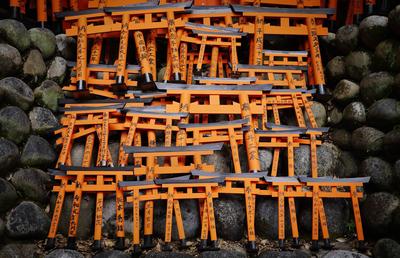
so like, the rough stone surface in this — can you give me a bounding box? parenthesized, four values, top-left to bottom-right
(0, 43, 22, 78)
(50, 193, 95, 239)
(28, 28, 56, 59)
(345, 51, 371, 81)
(0, 243, 39, 258)
(395, 160, 400, 185)
(6, 201, 50, 239)
(305, 101, 326, 127)
(333, 79, 360, 105)
(326, 56, 346, 83)
(0, 178, 18, 214)
(360, 157, 393, 191)
(330, 128, 352, 150)
(29, 107, 59, 135)
(351, 126, 384, 156)
(294, 143, 340, 177)
(0, 19, 30, 52)
(0, 77, 34, 110)
(335, 151, 359, 178)
(23, 49, 47, 81)
(327, 107, 343, 125)
(360, 72, 394, 106)
(214, 196, 245, 240)
(0, 106, 30, 144)
(0, 138, 19, 176)
(394, 73, 400, 98)
(367, 98, 400, 130)
(198, 250, 246, 258)
(342, 102, 366, 129)
(384, 128, 400, 160)
(335, 25, 359, 55)
(322, 250, 369, 258)
(359, 15, 389, 49)
(153, 199, 200, 240)
(372, 238, 400, 258)
(259, 148, 273, 171)
(257, 250, 311, 258)
(389, 5, 400, 38)
(299, 199, 350, 238)
(373, 39, 400, 72)
(21, 135, 56, 168)
(45, 249, 84, 258)
(10, 168, 50, 203)
(0, 218, 4, 238)
(55, 34, 76, 60)
(47, 56, 67, 84)
(362, 192, 400, 236)
(202, 145, 231, 173)
(34, 80, 64, 112)
(93, 250, 130, 258)
(144, 252, 194, 258)
(255, 197, 293, 239)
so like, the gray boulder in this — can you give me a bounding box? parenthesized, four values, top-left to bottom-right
(334, 25, 359, 55)
(0, 106, 30, 144)
(394, 73, 400, 98)
(144, 252, 194, 258)
(23, 49, 47, 82)
(395, 160, 400, 185)
(0, 243, 39, 258)
(0, 19, 30, 52)
(198, 250, 246, 258)
(257, 250, 311, 258)
(0, 77, 34, 110)
(305, 101, 326, 127)
(10, 168, 50, 203)
(153, 199, 200, 240)
(6, 201, 50, 239)
(333, 80, 359, 105)
(47, 56, 67, 84)
(359, 15, 389, 49)
(255, 197, 294, 239)
(214, 196, 245, 240)
(93, 250, 130, 258)
(325, 56, 346, 83)
(374, 39, 400, 72)
(238, 145, 273, 173)
(259, 148, 273, 171)
(0, 218, 4, 238)
(55, 34, 76, 60)
(28, 28, 56, 59)
(345, 51, 372, 81)
(360, 72, 394, 106)
(360, 157, 393, 191)
(45, 249, 84, 258)
(367, 99, 400, 129)
(327, 107, 343, 126)
(0, 178, 18, 214)
(389, 5, 400, 38)
(362, 192, 400, 236)
(202, 145, 231, 173)
(0, 44, 22, 78)
(373, 238, 400, 258)
(294, 143, 340, 177)
(351, 126, 384, 156)
(383, 127, 400, 160)
(330, 128, 352, 150)
(335, 151, 358, 178)
(50, 193, 95, 239)
(322, 250, 369, 258)
(299, 199, 350, 238)
(34, 80, 64, 112)
(0, 138, 19, 176)
(342, 102, 366, 129)
(29, 107, 59, 135)
(21, 135, 56, 168)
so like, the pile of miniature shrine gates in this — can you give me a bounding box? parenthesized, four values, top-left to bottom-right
(44, 0, 370, 256)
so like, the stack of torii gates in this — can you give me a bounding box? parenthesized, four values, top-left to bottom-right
(44, 0, 370, 256)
